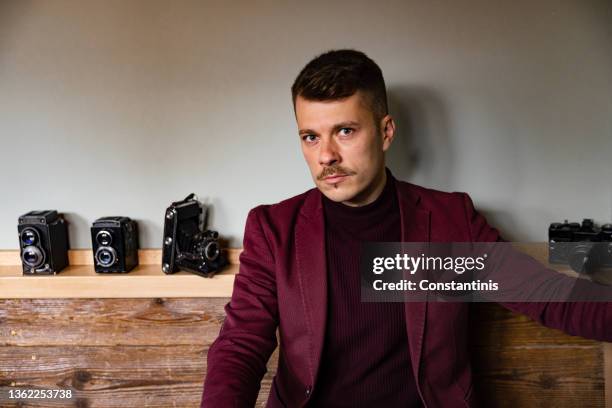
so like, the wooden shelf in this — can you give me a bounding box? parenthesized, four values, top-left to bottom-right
(0, 244, 584, 299)
(0, 249, 240, 299)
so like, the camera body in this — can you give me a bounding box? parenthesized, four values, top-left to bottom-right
(18, 210, 69, 275)
(91, 216, 139, 273)
(549, 218, 612, 274)
(162, 194, 227, 277)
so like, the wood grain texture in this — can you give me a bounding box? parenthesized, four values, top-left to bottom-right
(470, 302, 605, 407)
(469, 303, 597, 347)
(0, 298, 228, 347)
(0, 345, 279, 407)
(0, 298, 279, 407)
(606, 343, 612, 405)
(471, 346, 604, 407)
(0, 299, 608, 407)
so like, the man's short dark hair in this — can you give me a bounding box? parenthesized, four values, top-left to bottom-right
(291, 49, 389, 123)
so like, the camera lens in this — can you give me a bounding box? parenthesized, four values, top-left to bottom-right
(96, 230, 113, 246)
(204, 241, 219, 261)
(22, 246, 44, 268)
(21, 228, 39, 246)
(95, 247, 117, 267)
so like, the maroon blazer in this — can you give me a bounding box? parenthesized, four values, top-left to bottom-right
(201, 179, 612, 408)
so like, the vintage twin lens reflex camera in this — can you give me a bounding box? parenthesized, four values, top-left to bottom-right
(549, 218, 612, 274)
(162, 193, 228, 278)
(18, 210, 69, 275)
(91, 216, 139, 273)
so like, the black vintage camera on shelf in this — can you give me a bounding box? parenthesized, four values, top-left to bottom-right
(91, 216, 139, 273)
(17, 210, 69, 275)
(162, 193, 228, 278)
(549, 219, 612, 274)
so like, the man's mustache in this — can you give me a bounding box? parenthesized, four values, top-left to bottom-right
(317, 165, 356, 180)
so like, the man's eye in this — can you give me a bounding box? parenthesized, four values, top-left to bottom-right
(339, 128, 353, 136)
(302, 134, 317, 142)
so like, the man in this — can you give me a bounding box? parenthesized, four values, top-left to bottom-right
(201, 50, 612, 407)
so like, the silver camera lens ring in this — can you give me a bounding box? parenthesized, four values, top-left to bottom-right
(95, 246, 118, 267)
(22, 245, 45, 268)
(96, 230, 113, 246)
(21, 228, 40, 246)
(204, 241, 220, 261)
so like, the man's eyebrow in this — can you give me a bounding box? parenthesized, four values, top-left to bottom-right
(298, 128, 317, 135)
(298, 121, 361, 135)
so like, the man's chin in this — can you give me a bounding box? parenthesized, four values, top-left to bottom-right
(317, 183, 354, 203)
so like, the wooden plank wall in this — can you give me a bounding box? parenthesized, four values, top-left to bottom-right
(469, 303, 604, 407)
(0, 298, 278, 407)
(0, 299, 605, 407)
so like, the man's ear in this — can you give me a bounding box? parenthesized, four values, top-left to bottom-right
(380, 114, 396, 152)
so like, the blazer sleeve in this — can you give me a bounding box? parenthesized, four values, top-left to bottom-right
(201, 206, 279, 407)
(460, 192, 612, 342)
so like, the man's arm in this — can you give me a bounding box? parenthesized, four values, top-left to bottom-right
(201, 206, 279, 407)
(460, 192, 612, 342)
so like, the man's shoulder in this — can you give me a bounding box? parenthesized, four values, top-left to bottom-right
(395, 179, 468, 211)
(396, 179, 486, 240)
(247, 188, 317, 223)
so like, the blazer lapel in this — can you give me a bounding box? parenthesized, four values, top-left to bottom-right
(295, 188, 327, 387)
(395, 180, 431, 388)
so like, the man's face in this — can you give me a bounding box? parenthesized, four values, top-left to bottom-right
(295, 91, 394, 206)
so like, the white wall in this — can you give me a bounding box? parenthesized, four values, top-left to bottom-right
(0, 0, 610, 248)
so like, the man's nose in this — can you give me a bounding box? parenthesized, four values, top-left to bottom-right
(318, 137, 340, 166)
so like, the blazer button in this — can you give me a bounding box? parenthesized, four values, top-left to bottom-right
(305, 386, 312, 397)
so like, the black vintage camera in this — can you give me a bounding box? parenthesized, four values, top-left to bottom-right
(91, 217, 139, 273)
(18, 210, 69, 275)
(549, 219, 612, 274)
(162, 193, 227, 278)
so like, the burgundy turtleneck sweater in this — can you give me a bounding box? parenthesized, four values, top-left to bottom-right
(308, 168, 422, 407)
